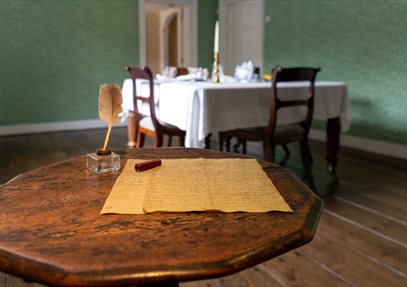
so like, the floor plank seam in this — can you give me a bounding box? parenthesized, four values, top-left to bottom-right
(255, 264, 286, 287)
(318, 229, 407, 279)
(324, 209, 407, 248)
(237, 271, 257, 287)
(334, 195, 407, 226)
(298, 251, 356, 287)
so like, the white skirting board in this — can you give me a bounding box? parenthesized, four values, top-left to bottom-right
(0, 120, 406, 161)
(0, 119, 127, 136)
(309, 130, 407, 161)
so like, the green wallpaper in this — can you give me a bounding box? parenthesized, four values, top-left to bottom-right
(1, 0, 406, 146)
(0, 0, 218, 126)
(265, 0, 407, 145)
(198, 0, 219, 70)
(0, 0, 139, 124)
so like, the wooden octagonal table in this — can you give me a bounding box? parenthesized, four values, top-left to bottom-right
(0, 148, 323, 287)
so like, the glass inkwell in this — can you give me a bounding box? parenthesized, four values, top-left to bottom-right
(87, 83, 122, 174)
(87, 148, 120, 174)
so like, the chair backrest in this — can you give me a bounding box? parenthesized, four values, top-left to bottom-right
(125, 66, 161, 130)
(268, 65, 321, 134)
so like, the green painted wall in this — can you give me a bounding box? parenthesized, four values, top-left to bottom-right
(264, 0, 407, 145)
(0, 0, 139, 125)
(0, 0, 219, 127)
(198, 0, 219, 70)
(2, 0, 406, 147)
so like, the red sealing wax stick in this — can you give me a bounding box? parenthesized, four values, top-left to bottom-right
(135, 159, 162, 172)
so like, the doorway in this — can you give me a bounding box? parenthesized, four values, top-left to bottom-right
(219, 0, 264, 74)
(139, 0, 197, 75)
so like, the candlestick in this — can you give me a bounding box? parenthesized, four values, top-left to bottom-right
(213, 21, 220, 83)
(212, 52, 220, 83)
(214, 21, 219, 53)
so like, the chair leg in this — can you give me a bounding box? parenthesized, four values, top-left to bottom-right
(308, 147, 313, 164)
(232, 139, 247, 154)
(219, 133, 225, 151)
(205, 133, 212, 149)
(233, 139, 242, 153)
(127, 112, 137, 148)
(282, 144, 290, 157)
(280, 144, 291, 166)
(156, 135, 163, 147)
(263, 141, 273, 162)
(225, 136, 232, 152)
(299, 141, 317, 192)
(270, 144, 276, 162)
(179, 136, 185, 147)
(136, 132, 145, 148)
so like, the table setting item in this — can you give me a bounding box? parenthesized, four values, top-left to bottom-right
(86, 84, 122, 174)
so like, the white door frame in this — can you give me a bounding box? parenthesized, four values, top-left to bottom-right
(219, 0, 264, 72)
(162, 8, 183, 67)
(139, 0, 198, 67)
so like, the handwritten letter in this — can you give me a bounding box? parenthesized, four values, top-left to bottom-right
(101, 159, 292, 214)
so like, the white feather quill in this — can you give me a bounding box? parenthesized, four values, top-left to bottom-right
(98, 84, 122, 151)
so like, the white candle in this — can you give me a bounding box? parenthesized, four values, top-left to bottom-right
(214, 21, 219, 53)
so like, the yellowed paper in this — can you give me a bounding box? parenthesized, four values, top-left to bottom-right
(100, 159, 149, 214)
(101, 158, 292, 215)
(143, 159, 214, 213)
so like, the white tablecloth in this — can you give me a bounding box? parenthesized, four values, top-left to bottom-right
(122, 80, 350, 148)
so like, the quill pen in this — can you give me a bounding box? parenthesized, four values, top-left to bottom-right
(98, 84, 122, 151)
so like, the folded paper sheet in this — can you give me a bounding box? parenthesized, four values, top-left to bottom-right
(100, 159, 292, 214)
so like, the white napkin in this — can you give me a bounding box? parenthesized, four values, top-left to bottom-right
(234, 61, 254, 82)
(176, 67, 209, 81)
(157, 67, 209, 81)
(156, 66, 178, 81)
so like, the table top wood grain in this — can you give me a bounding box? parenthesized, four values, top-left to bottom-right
(0, 148, 323, 287)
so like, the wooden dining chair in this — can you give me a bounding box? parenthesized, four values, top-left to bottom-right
(219, 66, 321, 191)
(125, 66, 186, 147)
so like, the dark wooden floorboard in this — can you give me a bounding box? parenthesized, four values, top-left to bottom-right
(334, 190, 407, 223)
(0, 127, 406, 287)
(182, 272, 251, 287)
(300, 229, 406, 286)
(239, 265, 283, 287)
(324, 197, 407, 241)
(318, 212, 406, 274)
(262, 250, 352, 287)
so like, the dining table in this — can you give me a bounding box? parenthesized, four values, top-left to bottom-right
(122, 79, 351, 177)
(0, 148, 323, 287)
